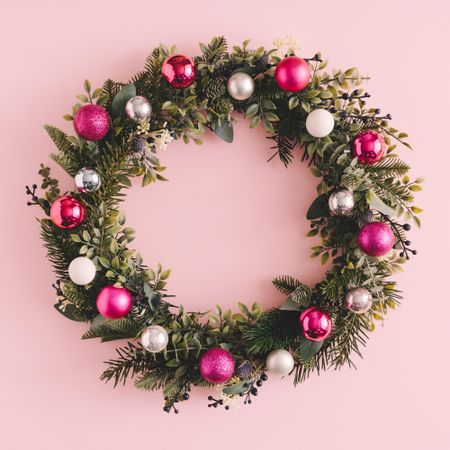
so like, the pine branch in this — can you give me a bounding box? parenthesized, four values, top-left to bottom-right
(272, 275, 302, 294)
(40, 219, 78, 280)
(82, 318, 142, 342)
(101, 342, 146, 387)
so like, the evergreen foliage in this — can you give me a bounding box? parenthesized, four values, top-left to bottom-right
(27, 36, 422, 412)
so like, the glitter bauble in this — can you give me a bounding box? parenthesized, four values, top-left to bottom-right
(125, 96, 152, 121)
(199, 348, 235, 384)
(357, 221, 395, 257)
(96, 285, 133, 319)
(141, 325, 169, 353)
(74, 167, 101, 193)
(50, 195, 86, 229)
(275, 56, 310, 92)
(227, 72, 255, 100)
(74, 104, 110, 141)
(352, 130, 385, 165)
(300, 307, 332, 342)
(161, 54, 196, 88)
(328, 189, 355, 216)
(345, 287, 373, 314)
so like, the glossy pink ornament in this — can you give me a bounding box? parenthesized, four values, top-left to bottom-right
(352, 130, 385, 164)
(96, 285, 133, 319)
(357, 221, 395, 257)
(50, 195, 85, 229)
(300, 307, 332, 341)
(275, 56, 311, 92)
(161, 54, 196, 88)
(74, 104, 110, 141)
(199, 348, 235, 384)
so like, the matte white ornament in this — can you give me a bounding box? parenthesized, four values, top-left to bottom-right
(306, 109, 335, 138)
(141, 325, 169, 353)
(125, 96, 152, 121)
(68, 256, 96, 286)
(227, 72, 255, 101)
(266, 349, 295, 376)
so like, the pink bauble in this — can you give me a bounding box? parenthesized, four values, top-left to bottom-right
(162, 54, 196, 88)
(96, 285, 133, 319)
(357, 221, 395, 257)
(74, 104, 110, 141)
(352, 130, 385, 164)
(50, 195, 85, 229)
(199, 348, 235, 384)
(275, 56, 311, 92)
(300, 307, 332, 342)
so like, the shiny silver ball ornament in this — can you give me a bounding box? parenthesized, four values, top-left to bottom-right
(328, 189, 355, 216)
(141, 325, 169, 353)
(74, 167, 101, 193)
(345, 287, 373, 314)
(266, 349, 295, 376)
(125, 96, 152, 121)
(227, 72, 255, 101)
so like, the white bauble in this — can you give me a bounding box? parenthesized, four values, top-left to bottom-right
(306, 109, 335, 138)
(141, 325, 169, 353)
(266, 349, 295, 376)
(328, 189, 355, 216)
(68, 256, 96, 285)
(345, 287, 373, 314)
(125, 96, 152, 121)
(227, 72, 255, 101)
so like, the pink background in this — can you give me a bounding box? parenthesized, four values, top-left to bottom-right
(1, 1, 449, 448)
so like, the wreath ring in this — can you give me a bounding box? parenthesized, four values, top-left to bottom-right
(27, 36, 422, 413)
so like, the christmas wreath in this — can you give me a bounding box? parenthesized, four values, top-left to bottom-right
(27, 37, 422, 413)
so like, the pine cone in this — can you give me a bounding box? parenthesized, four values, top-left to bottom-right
(131, 137, 147, 153)
(236, 361, 253, 379)
(211, 97, 234, 115)
(204, 77, 226, 99)
(361, 209, 374, 224)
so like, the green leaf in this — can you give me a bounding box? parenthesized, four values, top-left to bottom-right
(111, 83, 136, 117)
(288, 96, 299, 110)
(212, 120, 233, 143)
(280, 297, 302, 311)
(223, 380, 251, 395)
(245, 104, 259, 118)
(306, 194, 329, 220)
(298, 337, 323, 360)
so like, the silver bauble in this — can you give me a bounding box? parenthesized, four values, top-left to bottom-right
(141, 325, 169, 353)
(328, 189, 355, 216)
(125, 96, 152, 121)
(227, 72, 255, 101)
(266, 349, 294, 376)
(345, 287, 373, 314)
(74, 167, 101, 193)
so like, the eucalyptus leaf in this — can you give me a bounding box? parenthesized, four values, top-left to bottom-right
(298, 337, 323, 360)
(111, 83, 136, 117)
(212, 120, 233, 143)
(306, 194, 329, 220)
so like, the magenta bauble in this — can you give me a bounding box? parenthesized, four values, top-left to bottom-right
(357, 221, 395, 257)
(96, 285, 133, 319)
(50, 195, 85, 229)
(275, 56, 311, 92)
(162, 54, 196, 88)
(300, 307, 332, 342)
(74, 104, 110, 141)
(352, 130, 385, 164)
(199, 348, 235, 384)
